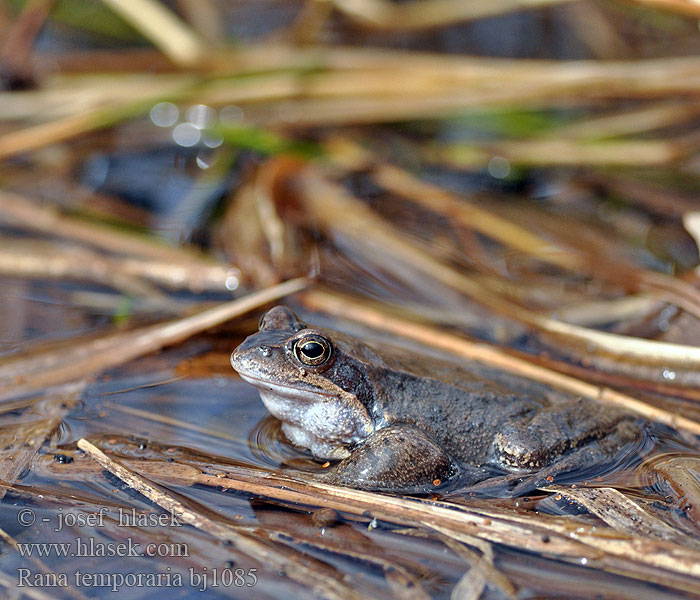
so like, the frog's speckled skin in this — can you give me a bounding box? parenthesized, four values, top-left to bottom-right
(231, 306, 640, 493)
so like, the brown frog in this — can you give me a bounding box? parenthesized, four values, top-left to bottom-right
(231, 306, 641, 493)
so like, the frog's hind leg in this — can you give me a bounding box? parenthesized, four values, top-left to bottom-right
(509, 418, 644, 496)
(495, 399, 631, 472)
(318, 425, 459, 494)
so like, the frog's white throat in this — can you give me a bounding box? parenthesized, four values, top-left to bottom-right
(253, 385, 375, 460)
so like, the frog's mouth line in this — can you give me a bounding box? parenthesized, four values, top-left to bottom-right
(237, 372, 336, 400)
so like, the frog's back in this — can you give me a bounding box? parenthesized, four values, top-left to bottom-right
(367, 362, 543, 465)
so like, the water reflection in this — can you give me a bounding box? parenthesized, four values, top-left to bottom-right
(248, 415, 324, 473)
(149, 102, 179, 127)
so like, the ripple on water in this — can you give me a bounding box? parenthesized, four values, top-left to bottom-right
(50, 420, 72, 444)
(248, 415, 326, 473)
(551, 422, 659, 488)
(249, 416, 700, 500)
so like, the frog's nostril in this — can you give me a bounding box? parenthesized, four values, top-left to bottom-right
(259, 346, 271, 357)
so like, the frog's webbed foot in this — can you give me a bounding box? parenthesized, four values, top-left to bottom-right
(509, 419, 643, 497)
(317, 425, 458, 494)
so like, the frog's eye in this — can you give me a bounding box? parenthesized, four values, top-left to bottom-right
(293, 335, 332, 366)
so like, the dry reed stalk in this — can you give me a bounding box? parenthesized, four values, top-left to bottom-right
(630, 0, 700, 17)
(577, 173, 700, 218)
(433, 137, 688, 167)
(4, 50, 700, 156)
(0, 526, 89, 600)
(77, 438, 366, 600)
(0, 78, 195, 159)
(647, 455, 700, 529)
(0, 382, 86, 486)
(542, 486, 690, 543)
(0, 190, 229, 275)
(99, 0, 204, 66)
(374, 165, 700, 320)
(331, 0, 572, 29)
(0, 239, 172, 301)
(550, 296, 660, 326)
(44, 443, 700, 593)
(177, 0, 224, 44)
(437, 534, 514, 600)
(0, 0, 53, 78)
(550, 101, 700, 139)
(295, 169, 700, 381)
(0, 278, 306, 400)
(333, 0, 700, 28)
(136, 459, 700, 590)
(0, 73, 193, 121)
(374, 164, 579, 269)
(301, 289, 700, 436)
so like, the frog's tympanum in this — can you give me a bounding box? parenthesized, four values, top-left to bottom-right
(231, 306, 640, 493)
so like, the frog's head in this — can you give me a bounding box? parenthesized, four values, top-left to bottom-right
(230, 306, 376, 459)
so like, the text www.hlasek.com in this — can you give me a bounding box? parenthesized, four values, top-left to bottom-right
(16, 537, 186, 558)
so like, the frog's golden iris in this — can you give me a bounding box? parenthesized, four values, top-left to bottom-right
(293, 335, 332, 367)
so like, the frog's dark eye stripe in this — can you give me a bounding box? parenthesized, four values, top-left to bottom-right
(293, 335, 332, 366)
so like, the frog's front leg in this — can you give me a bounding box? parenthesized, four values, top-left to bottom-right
(318, 425, 459, 493)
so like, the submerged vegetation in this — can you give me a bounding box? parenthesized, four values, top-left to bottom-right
(2, 0, 700, 598)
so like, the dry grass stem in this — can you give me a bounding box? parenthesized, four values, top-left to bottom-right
(450, 569, 487, 600)
(0, 381, 86, 488)
(0, 278, 306, 400)
(333, 0, 700, 28)
(301, 289, 700, 436)
(0, 239, 171, 301)
(0, 526, 89, 600)
(531, 313, 700, 366)
(631, 0, 700, 17)
(649, 456, 700, 529)
(435, 533, 515, 599)
(0, 110, 110, 160)
(77, 438, 367, 600)
(542, 486, 690, 543)
(331, 0, 571, 30)
(0, 73, 193, 121)
(4, 50, 700, 156)
(40, 436, 700, 594)
(170, 463, 700, 590)
(374, 164, 579, 269)
(0, 0, 52, 74)
(99, 0, 204, 66)
(0, 79, 195, 159)
(551, 101, 700, 139)
(0, 190, 228, 273)
(549, 296, 660, 327)
(684, 212, 700, 254)
(577, 173, 700, 218)
(26, 43, 700, 87)
(434, 138, 688, 167)
(176, 0, 224, 44)
(296, 169, 700, 385)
